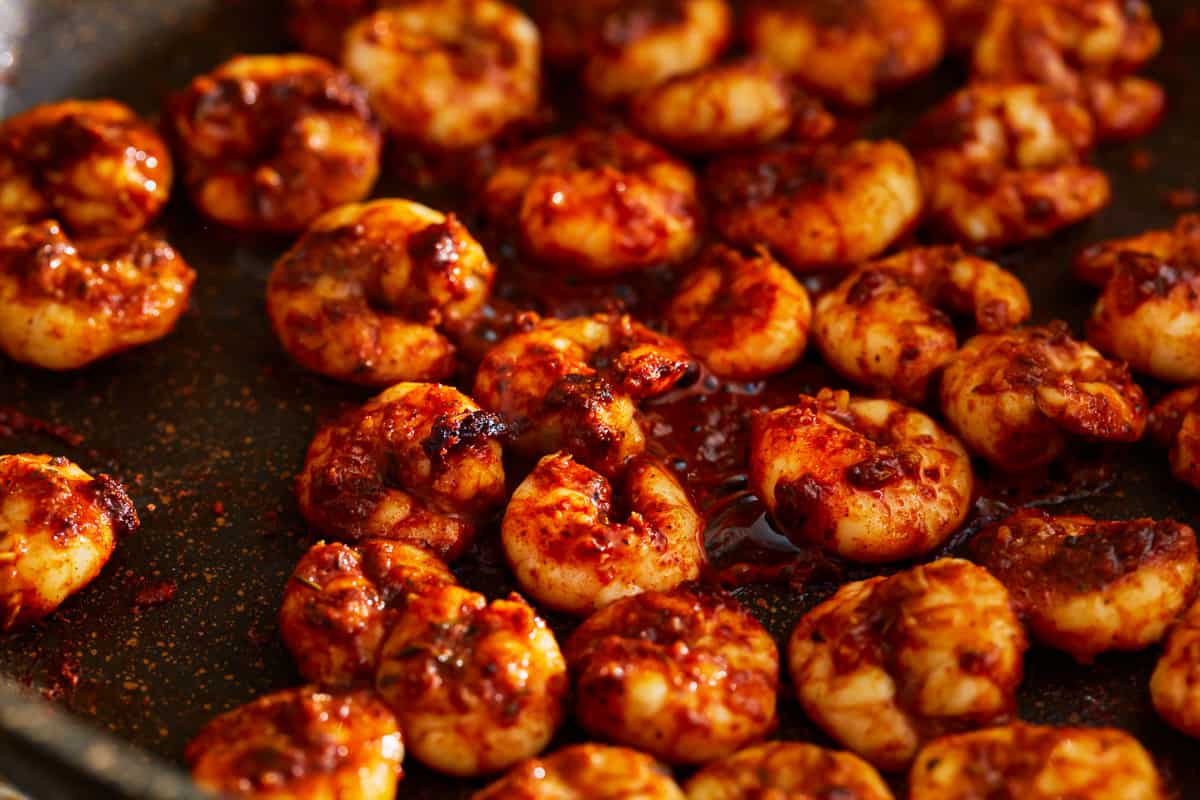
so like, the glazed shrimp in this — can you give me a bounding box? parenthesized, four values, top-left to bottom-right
(743, 0, 945, 108)
(909, 83, 1110, 246)
(0, 99, 172, 238)
(814, 246, 1032, 404)
(375, 583, 568, 776)
(287, 0, 379, 59)
(665, 245, 812, 380)
(788, 559, 1027, 772)
(971, 509, 1199, 662)
(502, 452, 705, 615)
(750, 390, 973, 564)
(931, 0, 992, 52)
(473, 744, 686, 799)
(267, 199, 495, 386)
(909, 723, 1167, 800)
(685, 742, 894, 800)
(1149, 386, 1200, 490)
(474, 313, 693, 476)
(1151, 597, 1200, 737)
(279, 539, 456, 688)
(343, 0, 541, 151)
(186, 687, 404, 800)
(0, 222, 195, 370)
(0, 454, 136, 631)
(295, 382, 508, 561)
(940, 322, 1148, 472)
(565, 586, 778, 765)
(704, 140, 922, 271)
(165, 54, 381, 233)
(482, 129, 700, 277)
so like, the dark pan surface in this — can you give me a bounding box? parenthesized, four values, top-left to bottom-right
(1, 1, 1200, 797)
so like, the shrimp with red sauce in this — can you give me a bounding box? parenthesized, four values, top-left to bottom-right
(685, 742, 895, 800)
(473, 744, 686, 799)
(1148, 385, 1200, 490)
(287, 0, 379, 59)
(1151, 596, 1200, 738)
(931, 0, 992, 52)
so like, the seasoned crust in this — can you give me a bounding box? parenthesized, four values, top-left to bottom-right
(473, 743, 686, 799)
(685, 741, 894, 800)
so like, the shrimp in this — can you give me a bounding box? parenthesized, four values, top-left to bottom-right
(703, 140, 922, 271)
(501, 452, 705, 615)
(343, 0, 541, 151)
(565, 586, 778, 765)
(930, 0, 993, 52)
(0, 454, 136, 631)
(186, 687, 404, 800)
(909, 723, 1167, 800)
(375, 583, 568, 776)
(750, 390, 973, 564)
(278, 539, 456, 688)
(0, 99, 172, 238)
(814, 246, 1031, 404)
(267, 199, 495, 387)
(1076, 215, 1200, 384)
(1151, 597, 1200, 738)
(295, 382, 507, 561)
(939, 322, 1148, 472)
(165, 54, 381, 233)
(0, 222, 195, 370)
(910, 82, 1110, 246)
(684, 742, 894, 800)
(788, 559, 1027, 772)
(473, 313, 693, 476)
(482, 129, 700, 277)
(971, 509, 1199, 662)
(1149, 386, 1200, 490)
(743, 0, 945, 108)
(473, 744, 686, 799)
(287, 0, 379, 59)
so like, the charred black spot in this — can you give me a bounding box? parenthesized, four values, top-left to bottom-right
(88, 474, 139, 537)
(422, 411, 508, 469)
(408, 219, 462, 275)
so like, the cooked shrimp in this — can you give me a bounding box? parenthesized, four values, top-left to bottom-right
(482, 129, 700, 277)
(814, 246, 1031, 404)
(909, 723, 1167, 799)
(0, 222, 195, 370)
(1149, 385, 1200, 490)
(375, 583, 568, 776)
(343, 0, 540, 151)
(940, 322, 1148, 471)
(789, 559, 1027, 772)
(279, 539, 456, 688)
(750, 390, 973, 564)
(743, 0, 945, 108)
(267, 199, 494, 386)
(474, 313, 693, 476)
(295, 382, 507, 561)
(473, 744, 686, 799)
(565, 586, 778, 765)
(931, 0, 992, 52)
(909, 83, 1110, 246)
(165, 54, 381, 233)
(666, 245, 812, 380)
(685, 742, 894, 800)
(704, 140, 922, 271)
(287, 0, 379, 59)
(0, 99, 172, 238)
(0, 454, 136, 631)
(502, 452, 704, 615)
(1151, 597, 1200, 737)
(971, 509, 1199, 662)
(186, 687, 404, 800)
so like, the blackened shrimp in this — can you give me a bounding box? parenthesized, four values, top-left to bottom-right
(1151, 596, 1200, 738)
(473, 744, 686, 799)
(685, 742, 894, 800)
(1149, 385, 1200, 490)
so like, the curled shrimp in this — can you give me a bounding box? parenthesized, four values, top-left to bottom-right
(186, 686, 404, 800)
(375, 583, 568, 776)
(1151, 597, 1200, 738)
(685, 742, 894, 800)
(0, 99, 172, 238)
(971, 509, 1199, 662)
(473, 744, 686, 799)
(0, 454, 136, 631)
(940, 322, 1148, 472)
(483, 129, 700, 277)
(814, 246, 1031, 404)
(788, 558, 1027, 772)
(703, 140, 922, 271)
(267, 199, 495, 387)
(750, 390, 973, 564)
(287, 0, 379, 59)
(295, 382, 508, 561)
(343, 0, 541, 151)
(474, 313, 693, 476)
(565, 586, 778, 765)
(909, 723, 1167, 800)
(1149, 385, 1200, 490)
(665, 244, 812, 380)
(909, 83, 1110, 246)
(743, 0, 945, 108)
(165, 54, 381, 233)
